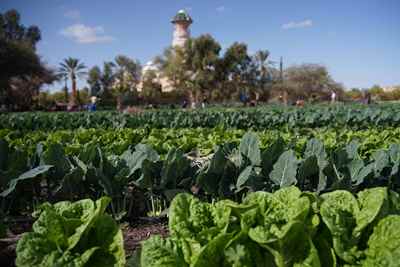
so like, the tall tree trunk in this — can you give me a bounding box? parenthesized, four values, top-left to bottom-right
(70, 76, 77, 107)
(64, 79, 69, 102)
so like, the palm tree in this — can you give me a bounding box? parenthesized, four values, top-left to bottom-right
(58, 57, 87, 106)
(255, 50, 272, 79)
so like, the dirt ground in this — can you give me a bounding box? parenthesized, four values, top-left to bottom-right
(123, 220, 169, 256)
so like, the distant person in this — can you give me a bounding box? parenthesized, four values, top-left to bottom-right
(239, 91, 248, 106)
(279, 91, 288, 105)
(362, 92, 372, 104)
(88, 96, 97, 112)
(296, 99, 305, 107)
(182, 99, 188, 108)
(201, 96, 208, 108)
(331, 90, 337, 103)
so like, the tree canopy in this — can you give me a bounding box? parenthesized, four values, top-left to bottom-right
(0, 9, 55, 110)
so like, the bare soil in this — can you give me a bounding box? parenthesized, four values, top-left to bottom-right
(123, 220, 169, 256)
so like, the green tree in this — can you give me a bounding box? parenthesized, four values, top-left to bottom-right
(0, 9, 41, 48)
(223, 42, 252, 100)
(283, 64, 344, 100)
(87, 66, 102, 96)
(345, 88, 363, 100)
(368, 84, 384, 98)
(141, 70, 162, 103)
(113, 55, 141, 94)
(255, 50, 270, 80)
(112, 55, 141, 108)
(58, 57, 87, 106)
(98, 61, 116, 107)
(184, 34, 221, 102)
(154, 46, 189, 93)
(0, 9, 53, 110)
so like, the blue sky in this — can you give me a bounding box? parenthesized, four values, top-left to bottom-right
(1, 0, 399, 90)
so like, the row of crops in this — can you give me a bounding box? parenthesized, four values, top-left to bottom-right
(14, 187, 400, 266)
(3, 104, 400, 130)
(2, 132, 400, 215)
(2, 104, 400, 266)
(2, 126, 400, 157)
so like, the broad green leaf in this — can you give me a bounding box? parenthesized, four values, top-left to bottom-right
(121, 144, 159, 177)
(140, 236, 187, 267)
(135, 160, 162, 189)
(388, 144, 400, 179)
(192, 233, 235, 267)
(320, 187, 390, 264)
(126, 248, 141, 267)
(313, 231, 337, 267)
(297, 156, 319, 188)
(346, 140, 361, 160)
(304, 138, 329, 191)
(348, 160, 373, 186)
(320, 190, 360, 263)
(355, 187, 389, 232)
(269, 150, 298, 188)
(85, 214, 125, 267)
(236, 166, 253, 189)
(16, 197, 123, 267)
(305, 138, 326, 160)
(68, 197, 111, 250)
(371, 150, 389, 178)
(16, 232, 59, 267)
(0, 165, 53, 197)
(239, 131, 261, 166)
(362, 215, 400, 267)
(261, 137, 285, 176)
(160, 148, 190, 189)
(41, 143, 70, 178)
(31, 208, 67, 248)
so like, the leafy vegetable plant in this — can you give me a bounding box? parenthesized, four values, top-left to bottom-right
(138, 187, 400, 267)
(15, 197, 125, 267)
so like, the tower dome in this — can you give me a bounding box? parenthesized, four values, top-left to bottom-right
(171, 9, 193, 24)
(171, 9, 193, 47)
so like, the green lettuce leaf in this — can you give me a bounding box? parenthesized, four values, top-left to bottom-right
(320, 187, 390, 264)
(16, 197, 124, 267)
(245, 187, 318, 267)
(362, 215, 400, 267)
(140, 235, 187, 267)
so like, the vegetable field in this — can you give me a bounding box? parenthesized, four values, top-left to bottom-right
(1, 104, 400, 267)
(3, 104, 400, 130)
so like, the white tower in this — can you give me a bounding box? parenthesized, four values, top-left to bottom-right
(171, 10, 193, 47)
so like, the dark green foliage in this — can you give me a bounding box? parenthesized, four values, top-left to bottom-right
(0, 9, 53, 110)
(1, 132, 400, 219)
(3, 104, 400, 130)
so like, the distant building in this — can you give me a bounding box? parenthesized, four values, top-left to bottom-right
(382, 85, 400, 92)
(138, 10, 193, 92)
(171, 9, 193, 47)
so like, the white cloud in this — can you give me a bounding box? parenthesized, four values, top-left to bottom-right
(216, 6, 226, 12)
(282, 19, 313, 30)
(60, 24, 114, 44)
(64, 9, 81, 20)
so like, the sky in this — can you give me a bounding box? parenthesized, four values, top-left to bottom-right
(1, 0, 399, 90)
